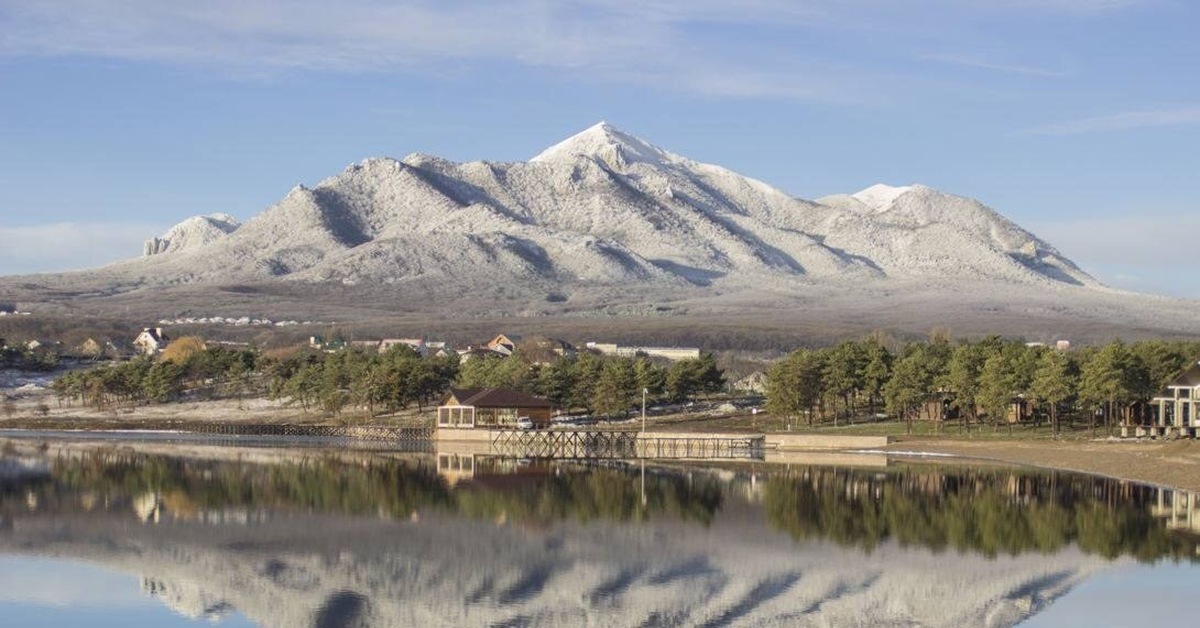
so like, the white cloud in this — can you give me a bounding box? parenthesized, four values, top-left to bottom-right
(0, 221, 160, 275)
(0, 1, 667, 71)
(1025, 108, 1200, 135)
(0, 0, 845, 100)
(0, 0, 1142, 101)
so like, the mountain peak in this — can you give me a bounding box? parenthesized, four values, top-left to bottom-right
(529, 121, 679, 168)
(852, 183, 919, 211)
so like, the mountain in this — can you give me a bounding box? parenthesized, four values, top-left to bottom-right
(117, 121, 1093, 289)
(3, 499, 1114, 628)
(1, 121, 1195, 340)
(143, 213, 240, 256)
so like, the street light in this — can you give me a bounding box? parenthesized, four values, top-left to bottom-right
(641, 387, 648, 434)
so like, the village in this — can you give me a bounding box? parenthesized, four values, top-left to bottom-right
(3, 323, 1200, 442)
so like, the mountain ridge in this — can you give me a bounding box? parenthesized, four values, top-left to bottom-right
(5, 121, 1196, 341)
(125, 122, 1096, 292)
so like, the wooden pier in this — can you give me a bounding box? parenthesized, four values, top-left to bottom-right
(489, 429, 765, 460)
(182, 423, 435, 442)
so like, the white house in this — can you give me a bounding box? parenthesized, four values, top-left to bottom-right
(133, 327, 169, 355)
(1152, 362, 1200, 428)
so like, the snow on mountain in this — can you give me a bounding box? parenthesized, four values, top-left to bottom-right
(3, 504, 1114, 628)
(530, 121, 681, 168)
(851, 183, 913, 212)
(0, 119, 1128, 329)
(815, 184, 1094, 286)
(119, 122, 1095, 297)
(143, 212, 240, 256)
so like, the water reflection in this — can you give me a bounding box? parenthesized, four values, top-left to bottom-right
(1, 440, 1198, 627)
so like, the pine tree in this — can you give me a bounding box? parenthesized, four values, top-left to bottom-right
(1030, 349, 1075, 437)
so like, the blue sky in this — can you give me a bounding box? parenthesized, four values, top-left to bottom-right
(0, 0, 1197, 297)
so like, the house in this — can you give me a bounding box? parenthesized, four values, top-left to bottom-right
(24, 339, 59, 352)
(437, 387, 554, 429)
(82, 338, 132, 360)
(309, 335, 348, 352)
(133, 328, 170, 355)
(1152, 362, 1200, 428)
(75, 336, 129, 360)
(379, 338, 427, 356)
(426, 341, 456, 358)
(456, 347, 496, 363)
(585, 341, 701, 361)
(486, 334, 523, 357)
(513, 336, 577, 364)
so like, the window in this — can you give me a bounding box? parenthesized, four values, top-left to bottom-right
(437, 405, 475, 428)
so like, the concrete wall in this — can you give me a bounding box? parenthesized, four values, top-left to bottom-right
(435, 428, 493, 443)
(763, 450, 890, 468)
(766, 434, 891, 451)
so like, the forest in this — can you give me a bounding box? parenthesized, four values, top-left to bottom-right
(40, 330, 1200, 434)
(48, 338, 726, 419)
(764, 333, 1200, 435)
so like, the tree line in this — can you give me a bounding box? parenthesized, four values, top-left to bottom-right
(456, 350, 724, 416)
(50, 337, 727, 419)
(764, 466, 1195, 562)
(12, 451, 723, 526)
(766, 333, 1200, 435)
(1, 343, 59, 371)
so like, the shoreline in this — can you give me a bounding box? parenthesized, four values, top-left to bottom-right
(5, 420, 1200, 493)
(7, 384, 1200, 492)
(882, 437, 1200, 492)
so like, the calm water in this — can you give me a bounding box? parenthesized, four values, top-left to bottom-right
(1, 438, 1198, 627)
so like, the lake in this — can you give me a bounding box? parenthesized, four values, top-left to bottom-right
(1, 436, 1198, 627)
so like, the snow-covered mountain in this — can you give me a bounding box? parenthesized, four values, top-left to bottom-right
(3, 501, 1114, 628)
(5, 121, 1195, 339)
(143, 212, 240, 256)
(115, 122, 1094, 292)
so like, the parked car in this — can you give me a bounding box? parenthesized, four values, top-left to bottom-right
(516, 416, 535, 430)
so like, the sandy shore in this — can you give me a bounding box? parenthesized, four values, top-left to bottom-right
(886, 437, 1200, 492)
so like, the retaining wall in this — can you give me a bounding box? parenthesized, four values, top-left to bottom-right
(766, 434, 891, 451)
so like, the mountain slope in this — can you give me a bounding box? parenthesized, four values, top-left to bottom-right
(120, 122, 1095, 293)
(9, 121, 1194, 340)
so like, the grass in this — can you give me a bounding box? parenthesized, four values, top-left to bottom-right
(645, 410, 1114, 441)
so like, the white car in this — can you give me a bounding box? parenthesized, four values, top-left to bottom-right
(516, 416, 535, 430)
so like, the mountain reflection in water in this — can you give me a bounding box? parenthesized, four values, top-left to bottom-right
(1, 444, 1198, 627)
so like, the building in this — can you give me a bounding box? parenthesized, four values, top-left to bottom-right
(1152, 362, 1200, 428)
(24, 339, 58, 352)
(133, 328, 169, 355)
(486, 334, 523, 357)
(456, 347, 495, 363)
(76, 337, 134, 360)
(379, 338, 427, 356)
(585, 342, 700, 361)
(426, 341, 455, 358)
(514, 336, 576, 364)
(437, 387, 554, 429)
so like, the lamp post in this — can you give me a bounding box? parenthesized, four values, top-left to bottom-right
(641, 388, 648, 434)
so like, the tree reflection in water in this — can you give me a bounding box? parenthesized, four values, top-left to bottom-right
(3, 449, 1198, 563)
(763, 466, 1200, 562)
